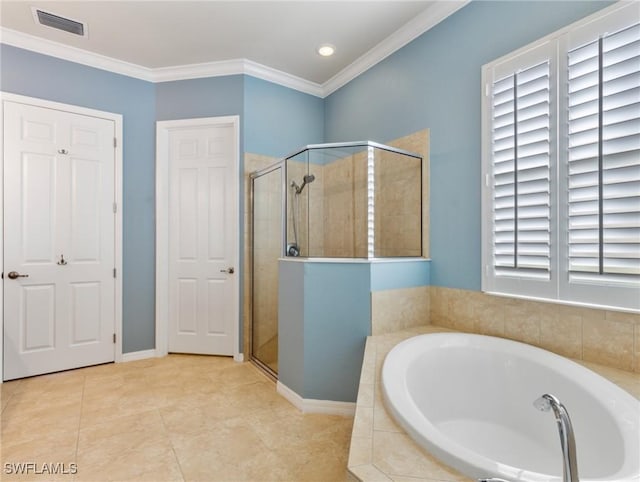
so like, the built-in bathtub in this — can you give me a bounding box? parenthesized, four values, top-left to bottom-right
(381, 333, 640, 481)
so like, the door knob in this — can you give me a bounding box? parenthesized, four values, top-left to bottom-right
(7, 271, 29, 280)
(220, 267, 235, 274)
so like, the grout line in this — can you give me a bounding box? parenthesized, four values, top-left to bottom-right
(634, 323, 638, 373)
(580, 316, 585, 362)
(73, 373, 86, 479)
(156, 401, 187, 482)
(169, 444, 187, 482)
(0, 381, 18, 414)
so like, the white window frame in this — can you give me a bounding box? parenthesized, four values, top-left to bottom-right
(482, 40, 558, 301)
(481, 1, 640, 312)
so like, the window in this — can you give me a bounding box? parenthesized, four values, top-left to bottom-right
(482, 2, 640, 311)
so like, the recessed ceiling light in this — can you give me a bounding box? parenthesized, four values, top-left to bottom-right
(317, 44, 336, 57)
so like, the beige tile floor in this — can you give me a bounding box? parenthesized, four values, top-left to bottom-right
(1, 355, 354, 482)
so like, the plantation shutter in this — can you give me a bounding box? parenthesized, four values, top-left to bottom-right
(491, 61, 551, 280)
(567, 23, 640, 281)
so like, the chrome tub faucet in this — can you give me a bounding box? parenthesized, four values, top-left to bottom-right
(478, 393, 579, 482)
(534, 393, 579, 482)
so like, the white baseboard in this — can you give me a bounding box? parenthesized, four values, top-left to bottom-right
(276, 381, 356, 416)
(121, 349, 158, 363)
(121, 350, 241, 363)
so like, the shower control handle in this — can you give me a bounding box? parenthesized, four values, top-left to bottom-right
(220, 267, 235, 274)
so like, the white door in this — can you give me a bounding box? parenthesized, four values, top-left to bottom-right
(167, 123, 237, 355)
(3, 101, 116, 380)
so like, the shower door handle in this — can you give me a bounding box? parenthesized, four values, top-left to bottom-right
(220, 267, 235, 274)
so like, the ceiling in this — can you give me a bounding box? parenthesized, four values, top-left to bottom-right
(0, 1, 466, 91)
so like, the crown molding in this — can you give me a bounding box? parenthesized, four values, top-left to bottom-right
(0, 27, 324, 96)
(243, 59, 324, 98)
(322, 0, 470, 97)
(151, 58, 247, 83)
(151, 58, 324, 97)
(0, 27, 155, 81)
(1, 2, 467, 98)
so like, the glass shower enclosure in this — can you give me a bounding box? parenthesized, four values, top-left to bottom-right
(250, 164, 283, 377)
(250, 141, 424, 378)
(285, 142, 423, 258)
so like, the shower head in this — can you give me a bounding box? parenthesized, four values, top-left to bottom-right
(293, 173, 315, 194)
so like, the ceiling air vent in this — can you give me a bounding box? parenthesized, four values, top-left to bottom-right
(32, 8, 86, 36)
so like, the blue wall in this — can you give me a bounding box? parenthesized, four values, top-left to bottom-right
(279, 260, 371, 402)
(1, 44, 157, 353)
(156, 76, 244, 122)
(0, 44, 325, 355)
(324, 1, 613, 291)
(277, 260, 306, 396)
(279, 259, 430, 402)
(370, 260, 430, 292)
(244, 75, 324, 158)
(0, 1, 614, 355)
(303, 262, 370, 401)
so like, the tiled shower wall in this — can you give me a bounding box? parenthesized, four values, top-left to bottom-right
(383, 130, 430, 258)
(286, 157, 323, 257)
(319, 130, 430, 258)
(321, 151, 366, 257)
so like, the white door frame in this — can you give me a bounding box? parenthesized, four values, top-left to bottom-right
(0, 92, 124, 382)
(155, 116, 242, 361)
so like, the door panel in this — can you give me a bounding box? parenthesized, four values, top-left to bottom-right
(3, 101, 116, 380)
(70, 125, 99, 148)
(206, 279, 227, 334)
(22, 284, 56, 351)
(207, 167, 226, 259)
(178, 169, 199, 260)
(21, 117, 57, 143)
(70, 282, 101, 344)
(177, 278, 198, 334)
(168, 123, 236, 356)
(22, 152, 57, 263)
(71, 158, 102, 262)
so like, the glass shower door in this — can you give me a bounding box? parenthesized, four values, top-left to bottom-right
(250, 165, 283, 377)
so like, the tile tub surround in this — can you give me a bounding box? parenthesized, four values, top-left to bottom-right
(430, 286, 640, 374)
(371, 285, 431, 335)
(347, 326, 640, 482)
(370, 284, 640, 375)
